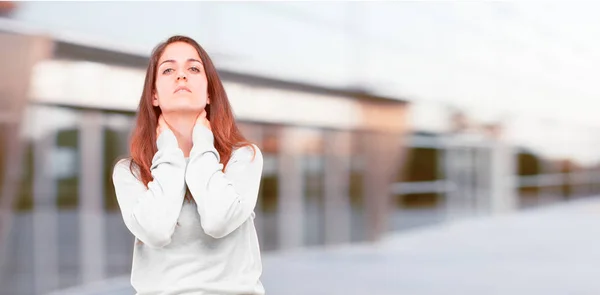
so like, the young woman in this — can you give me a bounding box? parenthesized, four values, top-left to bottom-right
(112, 35, 265, 295)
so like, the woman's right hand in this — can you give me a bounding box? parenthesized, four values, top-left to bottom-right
(157, 114, 170, 138)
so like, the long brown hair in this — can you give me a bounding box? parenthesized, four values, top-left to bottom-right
(129, 35, 254, 190)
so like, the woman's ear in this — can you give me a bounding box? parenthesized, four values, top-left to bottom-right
(152, 92, 159, 107)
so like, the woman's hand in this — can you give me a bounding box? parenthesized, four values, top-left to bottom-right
(156, 114, 171, 137)
(195, 109, 211, 131)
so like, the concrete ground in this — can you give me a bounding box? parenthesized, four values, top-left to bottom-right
(47, 197, 600, 295)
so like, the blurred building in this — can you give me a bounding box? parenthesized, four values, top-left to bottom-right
(3, 2, 600, 295)
(0, 20, 408, 295)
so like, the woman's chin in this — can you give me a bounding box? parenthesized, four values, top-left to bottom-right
(161, 104, 205, 114)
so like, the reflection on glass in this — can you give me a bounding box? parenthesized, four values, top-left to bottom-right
(399, 147, 440, 209)
(304, 153, 324, 246)
(15, 142, 34, 211)
(102, 111, 135, 276)
(7, 104, 83, 294)
(103, 112, 134, 212)
(55, 128, 80, 210)
(293, 127, 325, 247)
(517, 150, 541, 208)
(250, 123, 280, 252)
(0, 123, 5, 200)
(349, 131, 366, 242)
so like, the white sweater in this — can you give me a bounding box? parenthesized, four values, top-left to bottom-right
(112, 124, 265, 295)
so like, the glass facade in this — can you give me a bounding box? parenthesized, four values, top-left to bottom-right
(0, 33, 409, 294)
(2, 102, 401, 294)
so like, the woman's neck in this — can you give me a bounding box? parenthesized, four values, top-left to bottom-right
(161, 112, 197, 157)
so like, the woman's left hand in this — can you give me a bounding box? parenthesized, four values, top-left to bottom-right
(195, 109, 211, 131)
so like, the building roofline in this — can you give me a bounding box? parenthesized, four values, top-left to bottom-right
(1, 16, 408, 104)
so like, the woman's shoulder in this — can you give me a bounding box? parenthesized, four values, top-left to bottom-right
(112, 157, 141, 179)
(231, 143, 263, 163)
(114, 157, 133, 170)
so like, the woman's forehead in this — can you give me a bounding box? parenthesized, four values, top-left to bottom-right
(159, 42, 202, 63)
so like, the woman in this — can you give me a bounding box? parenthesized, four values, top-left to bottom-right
(112, 35, 265, 295)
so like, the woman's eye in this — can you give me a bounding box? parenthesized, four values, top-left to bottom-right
(190, 67, 201, 73)
(162, 68, 174, 75)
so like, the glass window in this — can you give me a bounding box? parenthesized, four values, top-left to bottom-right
(247, 123, 281, 252)
(399, 147, 441, 209)
(349, 131, 366, 242)
(103, 112, 135, 212)
(294, 127, 325, 247)
(102, 111, 136, 276)
(10, 104, 83, 294)
(517, 150, 541, 208)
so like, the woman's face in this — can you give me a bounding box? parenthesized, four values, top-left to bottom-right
(153, 42, 208, 114)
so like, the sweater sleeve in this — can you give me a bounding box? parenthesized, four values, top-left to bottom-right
(112, 130, 187, 248)
(185, 125, 263, 239)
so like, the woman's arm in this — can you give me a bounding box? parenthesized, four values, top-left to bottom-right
(112, 130, 187, 248)
(185, 125, 263, 239)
